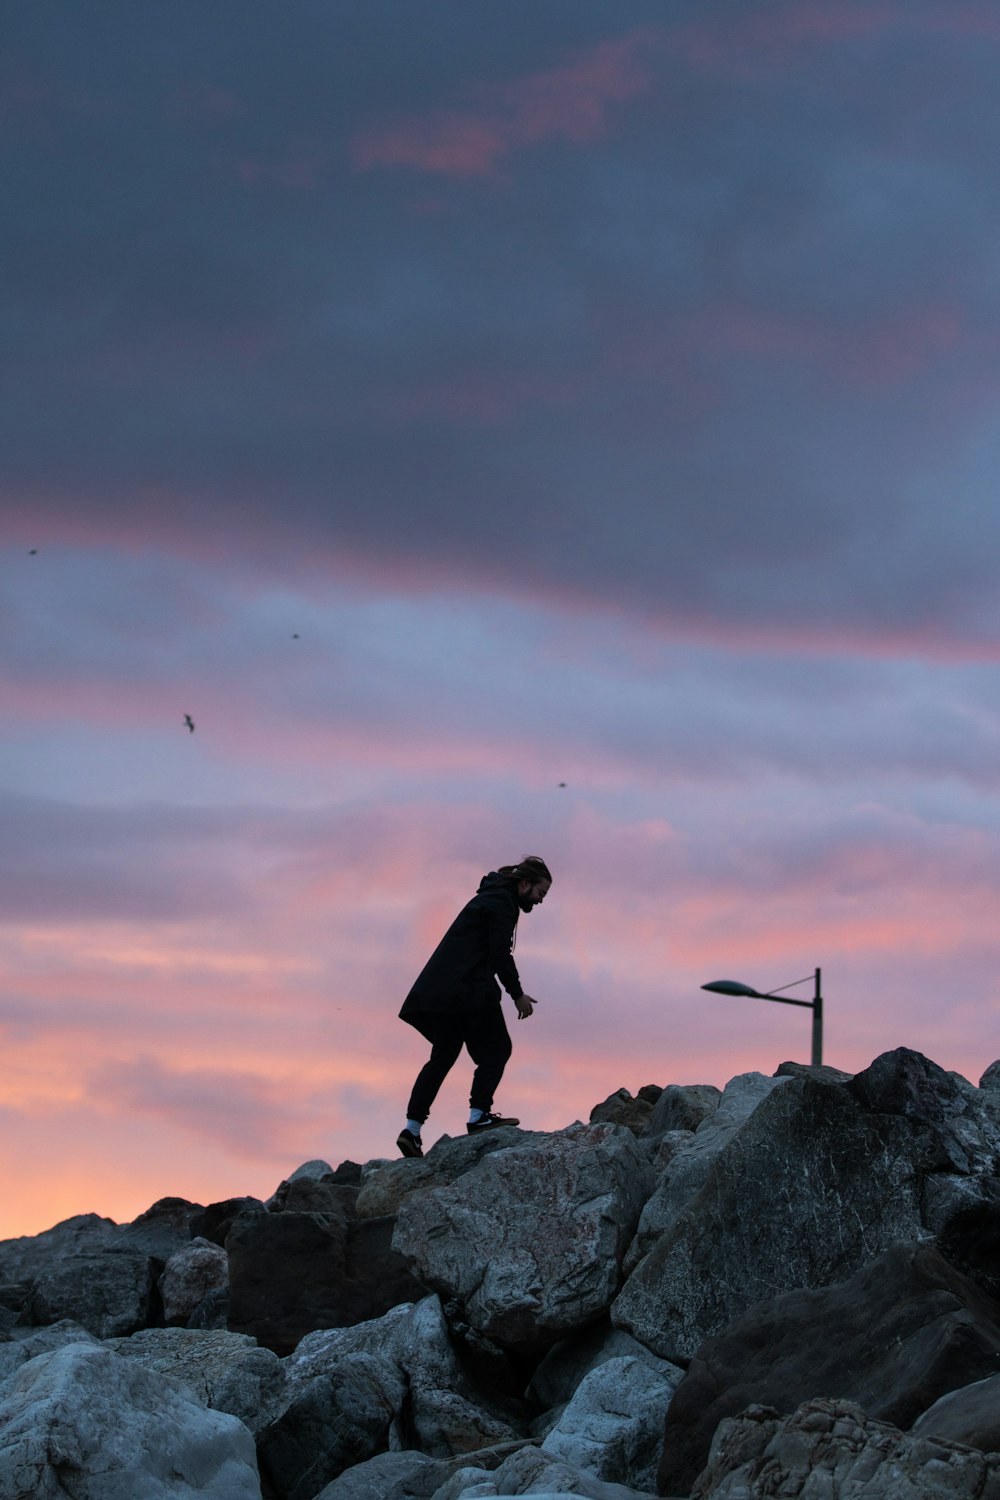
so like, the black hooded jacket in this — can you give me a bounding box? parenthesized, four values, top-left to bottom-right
(399, 871, 524, 1022)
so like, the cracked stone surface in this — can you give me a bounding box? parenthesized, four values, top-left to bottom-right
(614, 1051, 1000, 1363)
(690, 1397, 1000, 1499)
(0, 1342, 260, 1499)
(392, 1123, 654, 1352)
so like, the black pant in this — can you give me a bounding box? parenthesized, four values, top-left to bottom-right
(405, 1004, 513, 1123)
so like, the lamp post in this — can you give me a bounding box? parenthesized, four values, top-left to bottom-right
(701, 969, 823, 1066)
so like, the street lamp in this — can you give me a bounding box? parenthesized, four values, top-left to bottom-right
(701, 969, 823, 1066)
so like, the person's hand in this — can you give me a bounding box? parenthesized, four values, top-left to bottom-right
(516, 994, 538, 1020)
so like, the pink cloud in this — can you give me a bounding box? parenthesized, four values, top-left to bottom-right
(236, 145, 327, 191)
(668, 2, 1000, 80)
(352, 28, 658, 178)
(598, 294, 969, 397)
(5, 793, 1000, 1237)
(165, 83, 242, 124)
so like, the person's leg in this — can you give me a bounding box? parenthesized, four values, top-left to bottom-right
(405, 1015, 465, 1124)
(463, 1004, 513, 1116)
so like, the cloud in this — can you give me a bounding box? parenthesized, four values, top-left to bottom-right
(352, 28, 658, 177)
(85, 1055, 325, 1160)
(5, 1, 1000, 1239)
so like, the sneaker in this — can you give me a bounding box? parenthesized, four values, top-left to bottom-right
(396, 1128, 423, 1158)
(467, 1111, 520, 1134)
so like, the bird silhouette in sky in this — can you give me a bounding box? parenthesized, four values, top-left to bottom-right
(558, 782, 567, 788)
(292, 633, 299, 639)
(183, 714, 195, 733)
(28, 548, 37, 555)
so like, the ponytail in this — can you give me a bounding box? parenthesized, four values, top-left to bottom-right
(496, 855, 553, 884)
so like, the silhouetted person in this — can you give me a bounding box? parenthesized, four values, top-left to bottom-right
(397, 855, 552, 1157)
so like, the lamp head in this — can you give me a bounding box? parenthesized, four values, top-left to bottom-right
(701, 979, 762, 997)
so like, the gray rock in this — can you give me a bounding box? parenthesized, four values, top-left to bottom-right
(105, 1326, 286, 1436)
(590, 1090, 654, 1136)
(773, 1060, 854, 1083)
(189, 1287, 231, 1329)
(314, 1442, 533, 1500)
(690, 1397, 1000, 1500)
(912, 1373, 1000, 1451)
(850, 1048, 996, 1177)
(276, 1159, 339, 1187)
(286, 1296, 522, 1456)
(638, 1131, 693, 1173)
(159, 1236, 229, 1325)
(0, 1214, 119, 1284)
(257, 1350, 407, 1500)
(979, 1060, 1000, 1091)
(527, 1322, 681, 1411)
(191, 1196, 266, 1248)
(615, 1070, 940, 1360)
(0, 1321, 98, 1395)
(430, 1443, 657, 1500)
(393, 1123, 654, 1352)
(316, 1450, 448, 1500)
(657, 1242, 1000, 1497)
(227, 1206, 425, 1355)
(31, 1247, 156, 1338)
(540, 1356, 681, 1492)
(402, 1294, 523, 1453)
(643, 1084, 721, 1138)
(268, 1160, 361, 1216)
(0, 1341, 261, 1498)
(115, 1196, 202, 1260)
(356, 1132, 532, 1220)
(622, 1073, 789, 1275)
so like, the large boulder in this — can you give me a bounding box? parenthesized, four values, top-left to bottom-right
(0, 1321, 98, 1395)
(642, 1085, 721, 1139)
(282, 1296, 523, 1460)
(540, 1355, 680, 1492)
(690, 1396, 1000, 1500)
(912, 1373, 1000, 1452)
(426, 1441, 657, 1500)
(227, 1208, 425, 1355)
(590, 1089, 657, 1136)
(527, 1320, 682, 1412)
(115, 1196, 203, 1260)
(105, 1325, 285, 1436)
(0, 1214, 119, 1285)
(622, 1074, 788, 1275)
(191, 1196, 266, 1247)
(657, 1242, 1000, 1497)
(268, 1160, 362, 1217)
(257, 1350, 407, 1500)
(355, 1131, 532, 1220)
(393, 1123, 654, 1353)
(159, 1237, 229, 1325)
(0, 1342, 261, 1498)
(30, 1248, 157, 1339)
(314, 1441, 534, 1500)
(615, 1054, 1000, 1360)
(0, 1208, 173, 1339)
(316, 1452, 451, 1500)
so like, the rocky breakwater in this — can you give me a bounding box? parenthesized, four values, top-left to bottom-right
(2, 1047, 1000, 1498)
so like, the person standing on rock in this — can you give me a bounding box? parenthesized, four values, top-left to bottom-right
(396, 855, 552, 1158)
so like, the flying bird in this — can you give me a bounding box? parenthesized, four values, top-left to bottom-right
(28, 548, 37, 555)
(558, 782, 567, 788)
(292, 633, 300, 639)
(183, 714, 195, 733)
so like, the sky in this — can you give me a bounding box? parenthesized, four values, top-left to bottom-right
(4, 0, 1000, 1238)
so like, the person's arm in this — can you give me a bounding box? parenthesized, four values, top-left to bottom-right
(485, 896, 523, 999)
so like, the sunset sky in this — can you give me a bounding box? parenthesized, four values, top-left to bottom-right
(4, 0, 1000, 1239)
